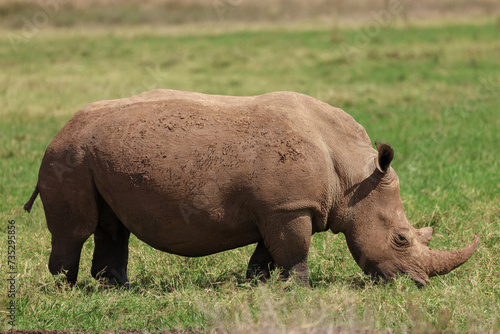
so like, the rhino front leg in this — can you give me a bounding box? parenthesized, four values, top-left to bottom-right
(246, 241, 275, 281)
(91, 200, 130, 287)
(259, 210, 312, 287)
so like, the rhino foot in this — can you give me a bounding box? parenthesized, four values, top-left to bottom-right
(246, 241, 275, 281)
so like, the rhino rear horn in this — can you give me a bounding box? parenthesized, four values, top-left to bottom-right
(416, 226, 434, 246)
(375, 142, 394, 173)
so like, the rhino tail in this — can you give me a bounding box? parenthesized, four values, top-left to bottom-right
(24, 186, 39, 213)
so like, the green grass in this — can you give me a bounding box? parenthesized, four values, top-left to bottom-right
(0, 19, 499, 333)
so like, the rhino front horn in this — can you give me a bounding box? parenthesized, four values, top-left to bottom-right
(426, 235, 480, 278)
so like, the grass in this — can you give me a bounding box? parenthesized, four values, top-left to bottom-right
(0, 15, 499, 333)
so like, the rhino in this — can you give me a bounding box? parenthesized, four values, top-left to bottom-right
(24, 89, 479, 287)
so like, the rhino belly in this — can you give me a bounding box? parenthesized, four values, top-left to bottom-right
(92, 167, 262, 256)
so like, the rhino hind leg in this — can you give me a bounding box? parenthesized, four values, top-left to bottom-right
(91, 199, 130, 288)
(246, 241, 275, 281)
(49, 236, 88, 286)
(41, 182, 99, 286)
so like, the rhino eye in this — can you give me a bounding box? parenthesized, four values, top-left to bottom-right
(394, 233, 409, 247)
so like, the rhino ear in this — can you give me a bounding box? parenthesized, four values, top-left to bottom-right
(375, 142, 394, 173)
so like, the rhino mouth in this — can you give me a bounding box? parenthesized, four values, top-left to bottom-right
(366, 267, 428, 287)
(363, 267, 388, 282)
(368, 271, 385, 283)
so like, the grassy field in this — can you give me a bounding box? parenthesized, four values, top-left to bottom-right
(0, 11, 499, 334)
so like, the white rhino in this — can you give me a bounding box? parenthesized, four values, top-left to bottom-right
(24, 89, 479, 287)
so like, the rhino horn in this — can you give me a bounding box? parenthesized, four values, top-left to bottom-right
(416, 226, 434, 246)
(426, 235, 480, 278)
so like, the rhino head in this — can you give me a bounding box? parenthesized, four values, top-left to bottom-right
(340, 142, 479, 286)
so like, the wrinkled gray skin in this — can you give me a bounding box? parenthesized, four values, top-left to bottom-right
(24, 90, 479, 287)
